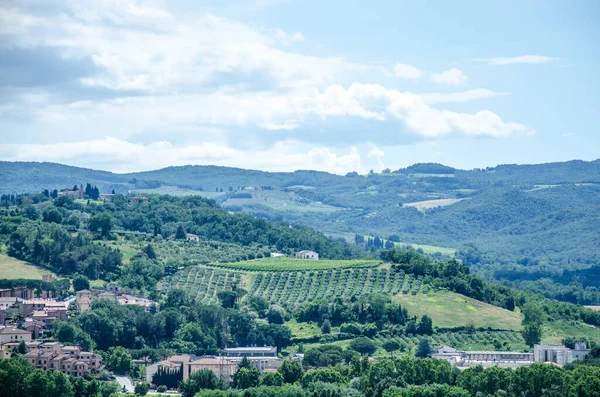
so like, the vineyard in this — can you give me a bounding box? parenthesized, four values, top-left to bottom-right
(162, 263, 427, 306)
(207, 257, 381, 271)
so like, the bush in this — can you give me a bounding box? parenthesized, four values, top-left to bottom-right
(157, 385, 167, 392)
(349, 337, 377, 355)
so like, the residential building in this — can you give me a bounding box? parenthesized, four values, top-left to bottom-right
(22, 342, 102, 376)
(76, 289, 157, 313)
(0, 327, 32, 344)
(295, 250, 319, 260)
(0, 286, 31, 299)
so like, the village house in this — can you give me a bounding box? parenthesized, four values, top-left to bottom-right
(146, 355, 239, 383)
(295, 250, 319, 260)
(22, 342, 103, 376)
(76, 288, 157, 313)
(0, 327, 32, 344)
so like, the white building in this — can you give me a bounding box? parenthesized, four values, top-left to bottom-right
(222, 346, 282, 372)
(534, 344, 573, 365)
(0, 327, 32, 344)
(295, 250, 319, 260)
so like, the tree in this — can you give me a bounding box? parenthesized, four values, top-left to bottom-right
(107, 346, 134, 375)
(260, 371, 284, 386)
(72, 275, 90, 292)
(179, 369, 227, 397)
(522, 323, 543, 347)
(417, 315, 433, 335)
(144, 244, 157, 259)
(42, 206, 63, 224)
(415, 338, 431, 358)
(217, 291, 238, 308)
(88, 213, 113, 237)
(17, 340, 28, 355)
(278, 359, 303, 384)
(175, 225, 187, 239)
(349, 337, 377, 355)
(321, 319, 332, 334)
(406, 320, 417, 335)
(134, 382, 150, 396)
(234, 367, 260, 389)
(266, 305, 286, 324)
(382, 340, 400, 358)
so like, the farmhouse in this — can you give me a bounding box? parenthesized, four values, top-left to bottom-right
(295, 250, 319, 260)
(186, 233, 200, 242)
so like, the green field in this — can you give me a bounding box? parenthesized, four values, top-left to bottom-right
(403, 198, 467, 212)
(208, 257, 381, 271)
(0, 254, 55, 280)
(393, 290, 522, 330)
(130, 186, 225, 198)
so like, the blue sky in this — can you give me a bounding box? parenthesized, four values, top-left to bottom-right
(0, 0, 598, 173)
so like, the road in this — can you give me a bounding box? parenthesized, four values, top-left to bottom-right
(115, 375, 134, 393)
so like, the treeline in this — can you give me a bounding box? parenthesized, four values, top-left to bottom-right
(169, 353, 600, 397)
(4, 220, 122, 279)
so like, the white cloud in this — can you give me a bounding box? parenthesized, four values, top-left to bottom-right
(472, 55, 559, 66)
(420, 89, 510, 104)
(274, 28, 304, 45)
(0, 1, 532, 154)
(393, 63, 424, 80)
(0, 137, 383, 174)
(430, 68, 468, 87)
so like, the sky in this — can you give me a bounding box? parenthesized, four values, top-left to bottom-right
(0, 0, 598, 174)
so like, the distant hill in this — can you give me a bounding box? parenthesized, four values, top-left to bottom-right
(1, 159, 600, 303)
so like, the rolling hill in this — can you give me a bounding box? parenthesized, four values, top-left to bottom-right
(2, 159, 600, 303)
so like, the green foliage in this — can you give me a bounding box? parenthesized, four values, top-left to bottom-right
(278, 360, 304, 384)
(321, 319, 332, 334)
(134, 382, 150, 396)
(349, 337, 377, 356)
(260, 371, 284, 387)
(415, 339, 431, 358)
(179, 369, 228, 397)
(267, 304, 286, 324)
(383, 384, 470, 397)
(522, 323, 543, 347)
(107, 346, 134, 375)
(235, 367, 261, 389)
(72, 275, 90, 291)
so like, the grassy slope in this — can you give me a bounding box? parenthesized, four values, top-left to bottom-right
(543, 320, 600, 345)
(0, 253, 55, 280)
(393, 290, 522, 330)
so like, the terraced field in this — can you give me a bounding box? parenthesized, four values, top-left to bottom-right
(163, 263, 427, 306)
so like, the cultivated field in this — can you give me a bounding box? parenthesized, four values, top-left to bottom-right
(162, 262, 428, 306)
(403, 198, 467, 212)
(393, 290, 522, 330)
(0, 254, 55, 280)
(208, 257, 381, 271)
(223, 189, 341, 213)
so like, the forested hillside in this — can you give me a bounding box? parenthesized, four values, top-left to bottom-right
(1, 160, 599, 304)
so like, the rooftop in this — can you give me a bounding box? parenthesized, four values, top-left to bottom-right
(0, 327, 31, 335)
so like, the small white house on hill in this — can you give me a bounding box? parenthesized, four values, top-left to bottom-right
(296, 250, 319, 260)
